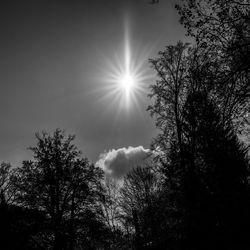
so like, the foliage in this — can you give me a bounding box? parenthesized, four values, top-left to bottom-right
(0, 162, 17, 204)
(176, 0, 250, 126)
(148, 42, 192, 158)
(119, 166, 164, 249)
(180, 91, 250, 249)
(13, 129, 105, 249)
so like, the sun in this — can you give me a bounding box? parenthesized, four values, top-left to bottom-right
(95, 18, 154, 113)
(120, 73, 135, 94)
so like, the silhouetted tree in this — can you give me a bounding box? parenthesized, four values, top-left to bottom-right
(148, 35, 250, 249)
(0, 162, 48, 250)
(148, 42, 193, 167)
(0, 162, 17, 204)
(180, 91, 250, 249)
(119, 166, 162, 249)
(0, 162, 11, 249)
(176, 0, 250, 126)
(158, 91, 250, 250)
(0, 162, 20, 249)
(13, 129, 104, 250)
(99, 177, 128, 249)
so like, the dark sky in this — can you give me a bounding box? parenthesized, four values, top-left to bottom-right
(0, 0, 187, 166)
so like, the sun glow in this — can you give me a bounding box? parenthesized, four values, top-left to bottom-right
(120, 73, 135, 93)
(95, 18, 155, 113)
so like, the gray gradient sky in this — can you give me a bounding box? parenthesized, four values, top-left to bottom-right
(0, 0, 187, 166)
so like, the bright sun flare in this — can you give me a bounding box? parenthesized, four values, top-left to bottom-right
(96, 18, 154, 113)
(120, 73, 135, 93)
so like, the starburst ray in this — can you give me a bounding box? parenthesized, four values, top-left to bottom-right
(93, 18, 155, 114)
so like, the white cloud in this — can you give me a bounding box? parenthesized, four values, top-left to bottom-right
(96, 146, 154, 178)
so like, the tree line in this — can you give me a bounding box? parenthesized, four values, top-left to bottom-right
(1, 0, 250, 249)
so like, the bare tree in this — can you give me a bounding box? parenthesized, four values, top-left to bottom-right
(148, 42, 192, 168)
(119, 166, 160, 249)
(0, 162, 17, 205)
(176, 0, 250, 126)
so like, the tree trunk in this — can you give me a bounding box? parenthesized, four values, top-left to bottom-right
(68, 192, 75, 250)
(132, 209, 142, 250)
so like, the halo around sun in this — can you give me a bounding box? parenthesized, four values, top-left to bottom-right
(95, 18, 155, 113)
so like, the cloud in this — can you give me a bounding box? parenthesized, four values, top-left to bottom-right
(96, 146, 154, 179)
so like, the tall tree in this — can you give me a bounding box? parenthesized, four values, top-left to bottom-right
(99, 177, 126, 249)
(163, 91, 250, 249)
(176, 0, 250, 125)
(187, 91, 250, 249)
(119, 166, 162, 250)
(14, 129, 103, 250)
(148, 39, 250, 249)
(0, 162, 17, 205)
(148, 42, 192, 163)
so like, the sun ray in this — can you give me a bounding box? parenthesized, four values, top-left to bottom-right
(92, 18, 156, 115)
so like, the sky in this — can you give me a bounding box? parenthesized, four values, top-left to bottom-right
(0, 0, 187, 168)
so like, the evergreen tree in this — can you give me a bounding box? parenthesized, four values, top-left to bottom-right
(165, 91, 250, 249)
